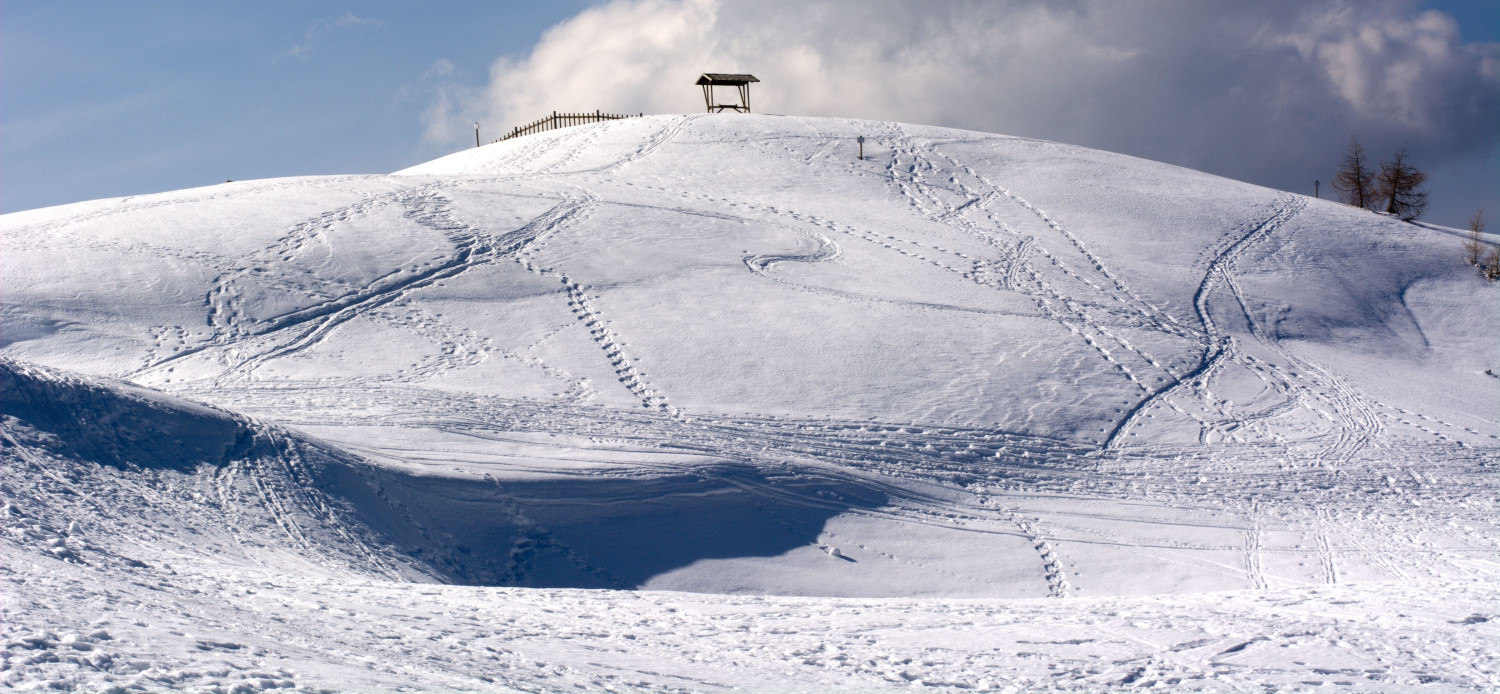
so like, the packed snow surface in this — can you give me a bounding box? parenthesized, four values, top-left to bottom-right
(2, 114, 1497, 691)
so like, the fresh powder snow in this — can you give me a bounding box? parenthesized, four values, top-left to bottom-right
(2, 114, 1496, 692)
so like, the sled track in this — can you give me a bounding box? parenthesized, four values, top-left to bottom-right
(1210, 196, 1383, 464)
(1105, 197, 1304, 449)
(614, 181, 1015, 316)
(910, 129, 1190, 337)
(565, 114, 701, 177)
(133, 188, 592, 384)
(876, 126, 1193, 446)
(205, 184, 443, 339)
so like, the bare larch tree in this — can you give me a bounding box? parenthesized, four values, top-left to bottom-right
(1332, 136, 1376, 209)
(1378, 147, 1429, 221)
(1465, 210, 1485, 267)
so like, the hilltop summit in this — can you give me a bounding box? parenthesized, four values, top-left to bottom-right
(8, 115, 1491, 446)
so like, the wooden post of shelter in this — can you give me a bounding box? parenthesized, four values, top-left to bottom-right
(696, 73, 759, 113)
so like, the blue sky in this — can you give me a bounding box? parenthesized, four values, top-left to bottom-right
(2, 2, 590, 212)
(4, 1, 1497, 227)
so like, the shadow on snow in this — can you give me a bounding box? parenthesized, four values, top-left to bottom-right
(2, 358, 885, 590)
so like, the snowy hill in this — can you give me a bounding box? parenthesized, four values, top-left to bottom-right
(3, 114, 1497, 691)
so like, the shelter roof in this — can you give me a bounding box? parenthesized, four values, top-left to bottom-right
(696, 73, 759, 86)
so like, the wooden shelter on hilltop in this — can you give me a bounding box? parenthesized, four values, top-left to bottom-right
(696, 73, 759, 113)
(484, 72, 760, 146)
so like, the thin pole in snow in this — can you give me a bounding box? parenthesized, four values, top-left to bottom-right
(474, 123, 480, 148)
(1314, 179, 1320, 198)
(857, 135, 865, 161)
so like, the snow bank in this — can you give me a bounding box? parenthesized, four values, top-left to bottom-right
(1, 358, 255, 471)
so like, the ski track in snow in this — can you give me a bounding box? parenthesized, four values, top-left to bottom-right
(3, 115, 1498, 693)
(129, 186, 592, 388)
(871, 128, 1232, 451)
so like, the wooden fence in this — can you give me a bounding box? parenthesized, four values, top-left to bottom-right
(496, 110, 643, 143)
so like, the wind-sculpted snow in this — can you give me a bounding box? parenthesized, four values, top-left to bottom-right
(1, 359, 255, 472)
(2, 115, 1497, 691)
(0, 359, 424, 582)
(2, 360, 897, 591)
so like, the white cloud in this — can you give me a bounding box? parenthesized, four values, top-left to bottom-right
(423, 58, 456, 80)
(290, 11, 385, 57)
(426, 0, 1499, 223)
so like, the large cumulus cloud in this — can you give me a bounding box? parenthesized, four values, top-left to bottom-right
(424, 0, 1499, 225)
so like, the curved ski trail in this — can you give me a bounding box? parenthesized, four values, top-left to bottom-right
(877, 126, 1195, 445)
(1107, 197, 1305, 449)
(136, 188, 592, 384)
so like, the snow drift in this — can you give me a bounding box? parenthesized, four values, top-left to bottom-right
(2, 357, 894, 592)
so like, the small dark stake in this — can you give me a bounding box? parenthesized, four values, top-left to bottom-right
(858, 135, 865, 161)
(1315, 180, 1320, 198)
(474, 123, 480, 148)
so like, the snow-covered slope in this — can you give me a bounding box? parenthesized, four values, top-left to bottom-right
(3, 115, 1497, 691)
